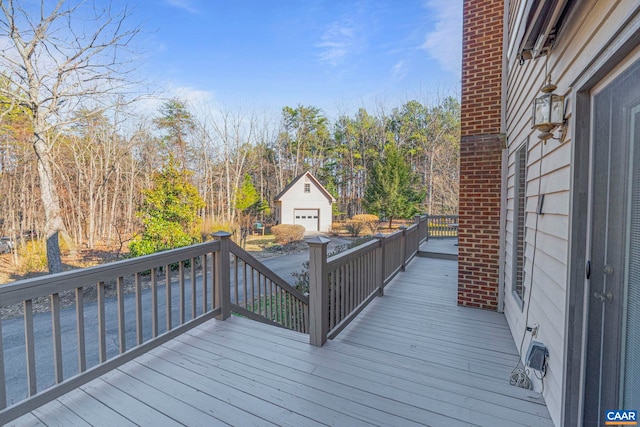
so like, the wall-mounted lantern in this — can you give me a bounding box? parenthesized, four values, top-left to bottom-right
(532, 76, 565, 141)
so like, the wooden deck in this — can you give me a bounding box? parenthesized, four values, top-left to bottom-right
(10, 257, 552, 426)
(419, 237, 458, 259)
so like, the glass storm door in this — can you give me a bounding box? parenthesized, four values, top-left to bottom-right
(584, 59, 640, 426)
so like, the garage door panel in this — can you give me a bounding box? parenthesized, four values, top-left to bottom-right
(294, 209, 319, 231)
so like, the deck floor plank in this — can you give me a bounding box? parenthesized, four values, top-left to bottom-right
(153, 342, 426, 427)
(168, 328, 472, 426)
(12, 255, 553, 427)
(202, 319, 549, 418)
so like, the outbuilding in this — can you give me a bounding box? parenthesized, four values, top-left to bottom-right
(274, 171, 335, 233)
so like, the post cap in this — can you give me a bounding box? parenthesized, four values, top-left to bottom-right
(212, 231, 232, 238)
(305, 236, 331, 245)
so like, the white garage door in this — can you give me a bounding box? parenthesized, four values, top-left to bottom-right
(294, 209, 319, 232)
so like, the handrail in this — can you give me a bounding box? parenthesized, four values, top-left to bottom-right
(0, 241, 220, 306)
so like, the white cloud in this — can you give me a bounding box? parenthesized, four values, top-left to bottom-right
(132, 85, 215, 119)
(392, 60, 408, 81)
(316, 20, 358, 67)
(421, 0, 462, 75)
(166, 0, 198, 14)
(171, 85, 215, 104)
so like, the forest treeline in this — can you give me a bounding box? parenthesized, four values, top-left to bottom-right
(0, 0, 459, 275)
(0, 97, 460, 252)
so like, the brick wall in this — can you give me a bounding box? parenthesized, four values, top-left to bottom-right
(458, 0, 504, 309)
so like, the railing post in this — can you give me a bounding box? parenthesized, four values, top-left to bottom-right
(426, 214, 430, 240)
(414, 214, 422, 250)
(306, 236, 330, 347)
(213, 231, 232, 320)
(399, 226, 407, 271)
(374, 234, 385, 295)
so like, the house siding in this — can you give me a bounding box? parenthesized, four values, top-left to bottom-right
(502, 1, 640, 425)
(276, 174, 333, 233)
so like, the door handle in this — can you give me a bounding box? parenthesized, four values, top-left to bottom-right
(586, 261, 591, 279)
(593, 291, 612, 302)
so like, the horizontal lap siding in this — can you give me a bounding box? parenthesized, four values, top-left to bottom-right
(279, 176, 333, 232)
(503, 1, 640, 425)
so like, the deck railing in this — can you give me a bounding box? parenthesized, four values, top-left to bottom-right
(0, 215, 430, 422)
(0, 231, 308, 424)
(229, 241, 308, 333)
(307, 215, 429, 346)
(0, 236, 225, 423)
(427, 214, 459, 238)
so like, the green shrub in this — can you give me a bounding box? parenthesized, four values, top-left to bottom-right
(271, 224, 305, 244)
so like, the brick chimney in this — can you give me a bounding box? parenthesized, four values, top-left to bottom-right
(458, 0, 504, 310)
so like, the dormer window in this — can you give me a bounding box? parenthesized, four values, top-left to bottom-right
(304, 183, 311, 193)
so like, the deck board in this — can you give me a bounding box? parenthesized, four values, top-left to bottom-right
(12, 256, 553, 427)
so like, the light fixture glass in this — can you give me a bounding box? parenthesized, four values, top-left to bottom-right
(531, 77, 564, 140)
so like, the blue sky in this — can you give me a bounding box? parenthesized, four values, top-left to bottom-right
(133, 0, 462, 117)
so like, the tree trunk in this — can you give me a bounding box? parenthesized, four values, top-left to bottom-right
(33, 138, 66, 273)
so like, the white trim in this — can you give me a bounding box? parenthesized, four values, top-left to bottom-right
(590, 46, 640, 97)
(508, 0, 531, 65)
(566, 43, 640, 427)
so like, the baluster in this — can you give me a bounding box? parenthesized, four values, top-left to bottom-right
(135, 273, 143, 345)
(269, 280, 274, 321)
(117, 277, 126, 353)
(166, 265, 172, 331)
(76, 287, 87, 372)
(243, 259, 248, 309)
(211, 252, 220, 310)
(179, 261, 185, 324)
(288, 293, 293, 330)
(0, 316, 5, 409)
(23, 299, 36, 396)
(151, 269, 158, 338)
(250, 267, 255, 312)
(277, 285, 281, 324)
(261, 275, 266, 318)
(202, 254, 208, 313)
(262, 275, 267, 317)
(234, 255, 239, 306)
(191, 257, 197, 319)
(97, 282, 106, 363)
(51, 293, 63, 383)
(336, 267, 344, 323)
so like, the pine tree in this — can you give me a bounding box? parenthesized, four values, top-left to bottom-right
(363, 144, 425, 228)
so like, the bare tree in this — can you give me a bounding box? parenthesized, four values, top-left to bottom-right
(0, 0, 140, 273)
